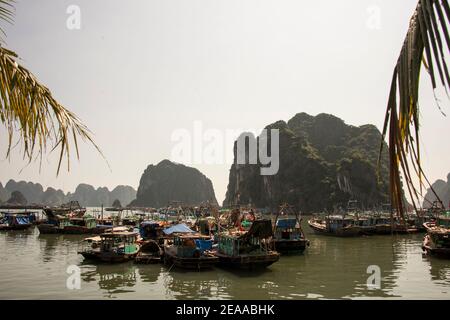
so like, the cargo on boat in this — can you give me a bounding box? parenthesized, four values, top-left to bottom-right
(214, 219, 279, 269)
(139, 221, 165, 243)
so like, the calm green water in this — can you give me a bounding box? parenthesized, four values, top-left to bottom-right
(1, 221, 450, 300)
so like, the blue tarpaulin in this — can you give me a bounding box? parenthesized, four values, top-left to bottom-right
(15, 216, 30, 225)
(163, 223, 194, 235)
(276, 218, 297, 228)
(195, 239, 212, 252)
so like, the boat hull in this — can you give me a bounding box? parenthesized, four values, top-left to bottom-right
(63, 226, 94, 234)
(37, 224, 63, 234)
(422, 233, 450, 259)
(214, 251, 280, 269)
(0, 224, 32, 231)
(274, 239, 308, 253)
(308, 220, 361, 237)
(79, 250, 137, 263)
(163, 252, 218, 270)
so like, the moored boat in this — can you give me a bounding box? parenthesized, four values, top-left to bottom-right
(422, 211, 450, 258)
(214, 219, 280, 269)
(308, 215, 362, 237)
(162, 223, 218, 270)
(63, 216, 97, 234)
(272, 204, 309, 253)
(78, 231, 140, 263)
(135, 240, 163, 264)
(0, 212, 34, 230)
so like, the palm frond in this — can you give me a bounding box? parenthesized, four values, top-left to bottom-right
(380, 0, 450, 217)
(0, 46, 105, 174)
(0, 0, 14, 43)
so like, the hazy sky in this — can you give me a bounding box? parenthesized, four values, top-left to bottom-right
(1, 0, 449, 204)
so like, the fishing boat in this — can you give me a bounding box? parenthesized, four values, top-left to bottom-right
(272, 205, 309, 253)
(134, 240, 163, 264)
(78, 231, 140, 263)
(63, 216, 98, 234)
(162, 223, 218, 270)
(214, 219, 280, 269)
(422, 211, 450, 258)
(37, 208, 71, 234)
(78, 235, 102, 260)
(308, 215, 362, 237)
(0, 212, 34, 230)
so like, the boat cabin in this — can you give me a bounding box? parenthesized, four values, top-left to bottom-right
(274, 218, 302, 240)
(326, 216, 355, 232)
(171, 234, 213, 258)
(100, 232, 139, 254)
(68, 216, 97, 228)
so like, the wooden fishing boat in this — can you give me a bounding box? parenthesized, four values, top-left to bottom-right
(78, 231, 140, 263)
(422, 212, 450, 258)
(162, 223, 218, 270)
(214, 219, 280, 269)
(355, 216, 377, 235)
(135, 240, 163, 264)
(78, 236, 102, 260)
(308, 215, 362, 237)
(37, 208, 71, 234)
(272, 204, 309, 253)
(63, 216, 97, 234)
(0, 212, 34, 230)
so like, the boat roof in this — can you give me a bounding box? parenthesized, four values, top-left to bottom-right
(83, 236, 101, 242)
(100, 231, 138, 237)
(173, 233, 211, 239)
(163, 223, 195, 235)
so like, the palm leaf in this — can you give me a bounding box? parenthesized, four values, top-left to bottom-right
(380, 0, 450, 218)
(0, 0, 14, 43)
(0, 46, 105, 174)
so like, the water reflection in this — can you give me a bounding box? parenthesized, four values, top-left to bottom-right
(38, 233, 61, 262)
(426, 256, 450, 284)
(0, 223, 449, 299)
(137, 265, 161, 283)
(81, 263, 138, 298)
(161, 269, 232, 299)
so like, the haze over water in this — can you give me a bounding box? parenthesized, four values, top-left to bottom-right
(1, 219, 449, 299)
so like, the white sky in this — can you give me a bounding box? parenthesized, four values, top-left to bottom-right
(1, 0, 449, 204)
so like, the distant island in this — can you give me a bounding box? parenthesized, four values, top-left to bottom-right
(129, 160, 218, 207)
(423, 173, 450, 208)
(0, 180, 136, 207)
(1, 113, 394, 211)
(223, 112, 390, 212)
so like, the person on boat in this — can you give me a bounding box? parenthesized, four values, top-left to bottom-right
(248, 209, 256, 222)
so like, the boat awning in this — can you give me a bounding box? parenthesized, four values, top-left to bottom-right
(163, 223, 194, 235)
